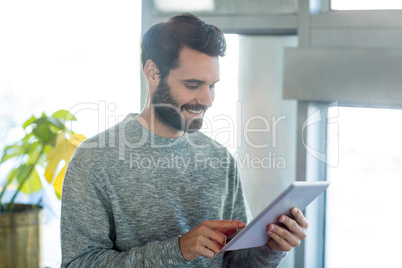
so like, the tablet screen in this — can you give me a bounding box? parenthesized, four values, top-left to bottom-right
(221, 181, 330, 252)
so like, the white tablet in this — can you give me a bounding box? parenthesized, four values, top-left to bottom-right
(221, 181, 330, 252)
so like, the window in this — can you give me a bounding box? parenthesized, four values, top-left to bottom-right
(0, 0, 142, 140)
(325, 106, 402, 268)
(0, 1, 142, 267)
(331, 0, 402, 10)
(152, 0, 298, 15)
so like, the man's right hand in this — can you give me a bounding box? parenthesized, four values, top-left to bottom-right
(178, 220, 246, 262)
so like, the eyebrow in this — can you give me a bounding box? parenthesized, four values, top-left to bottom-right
(181, 79, 220, 84)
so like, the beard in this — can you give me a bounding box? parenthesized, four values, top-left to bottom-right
(151, 78, 206, 133)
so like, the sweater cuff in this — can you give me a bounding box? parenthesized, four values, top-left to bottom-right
(257, 244, 287, 264)
(159, 236, 190, 267)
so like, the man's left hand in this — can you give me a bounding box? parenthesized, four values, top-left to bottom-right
(266, 207, 308, 252)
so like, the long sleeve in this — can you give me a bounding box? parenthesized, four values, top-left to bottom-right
(222, 244, 286, 267)
(60, 147, 188, 268)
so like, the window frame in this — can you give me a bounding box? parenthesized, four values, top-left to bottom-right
(290, 1, 402, 267)
(295, 99, 402, 268)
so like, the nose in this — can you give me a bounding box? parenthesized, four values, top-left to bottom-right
(197, 85, 214, 107)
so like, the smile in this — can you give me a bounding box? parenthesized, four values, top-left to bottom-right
(186, 108, 203, 114)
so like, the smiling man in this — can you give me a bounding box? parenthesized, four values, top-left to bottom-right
(61, 14, 308, 267)
(144, 45, 219, 135)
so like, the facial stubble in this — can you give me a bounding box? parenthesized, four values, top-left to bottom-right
(152, 78, 206, 133)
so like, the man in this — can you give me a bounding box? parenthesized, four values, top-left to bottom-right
(61, 14, 308, 267)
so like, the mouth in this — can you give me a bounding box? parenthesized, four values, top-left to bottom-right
(183, 105, 206, 117)
(186, 108, 203, 115)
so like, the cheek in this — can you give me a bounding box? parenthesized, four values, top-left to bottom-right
(169, 88, 187, 105)
(170, 86, 194, 105)
(211, 89, 216, 103)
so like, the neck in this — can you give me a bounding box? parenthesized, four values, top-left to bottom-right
(136, 104, 184, 139)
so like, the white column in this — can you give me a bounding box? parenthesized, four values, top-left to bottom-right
(236, 35, 298, 268)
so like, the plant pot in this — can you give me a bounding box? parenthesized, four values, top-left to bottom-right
(0, 204, 44, 268)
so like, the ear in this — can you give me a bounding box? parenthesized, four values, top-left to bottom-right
(144, 59, 161, 88)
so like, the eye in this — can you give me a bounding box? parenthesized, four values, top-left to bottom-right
(185, 84, 199, 90)
(209, 84, 216, 90)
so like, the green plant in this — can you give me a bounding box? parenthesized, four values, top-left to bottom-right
(0, 110, 86, 212)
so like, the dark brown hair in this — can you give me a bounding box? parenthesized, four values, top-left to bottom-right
(141, 13, 226, 80)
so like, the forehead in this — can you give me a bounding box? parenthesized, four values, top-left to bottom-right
(169, 46, 220, 82)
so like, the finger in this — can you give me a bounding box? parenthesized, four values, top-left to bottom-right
(278, 215, 306, 240)
(199, 235, 223, 255)
(291, 207, 309, 229)
(203, 249, 215, 259)
(198, 220, 245, 249)
(267, 228, 293, 252)
(267, 224, 300, 248)
(197, 224, 227, 247)
(195, 237, 217, 258)
(203, 220, 246, 230)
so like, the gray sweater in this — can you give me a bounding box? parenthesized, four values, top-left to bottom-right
(60, 114, 285, 267)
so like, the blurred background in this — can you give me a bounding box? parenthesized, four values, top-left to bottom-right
(1, 1, 402, 267)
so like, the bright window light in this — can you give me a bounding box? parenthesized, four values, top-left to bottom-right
(0, 0, 142, 140)
(200, 34, 239, 153)
(331, 0, 402, 10)
(326, 107, 402, 268)
(0, 1, 142, 267)
(154, 0, 215, 12)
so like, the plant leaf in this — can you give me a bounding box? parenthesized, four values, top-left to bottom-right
(52, 109, 77, 122)
(53, 164, 67, 198)
(45, 117, 66, 131)
(34, 116, 65, 132)
(20, 167, 42, 194)
(69, 133, 87, 147)
(44, 132, 69, 183)
(12, 163, 42, 195)
(1, 110, 86, 207)
(33, 123, 55, 144)
(21, 132, 35, 144)
(1, 144, 24, 163)
(23, 115, 37, 129)
(44, 132, 86, 183)
(25, 141, 41, 159)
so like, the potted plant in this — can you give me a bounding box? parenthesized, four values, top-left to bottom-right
(0, 109, 86, 268)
